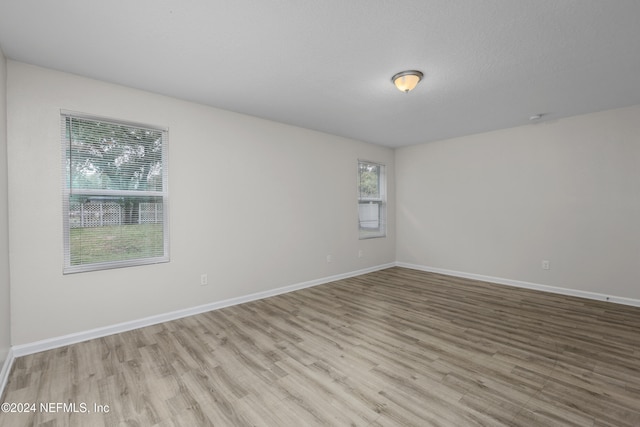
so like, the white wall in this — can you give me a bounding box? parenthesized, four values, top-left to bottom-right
(397, 106, 640, 300)
(0, 49, 11, 367)
(7, 61, 395, 345)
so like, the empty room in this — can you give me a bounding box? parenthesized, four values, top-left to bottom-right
(1, 1, 639, 426)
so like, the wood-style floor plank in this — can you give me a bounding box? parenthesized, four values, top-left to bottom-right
(1, 267, 640, 426)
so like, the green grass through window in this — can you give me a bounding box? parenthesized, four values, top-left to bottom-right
(70, 224, 164, 265)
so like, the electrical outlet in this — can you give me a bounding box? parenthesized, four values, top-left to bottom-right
(326, 255, 332, 263)
(541, 260, 550, 270)
(358, 249, 364, 258)
(200, 273, 208, 285)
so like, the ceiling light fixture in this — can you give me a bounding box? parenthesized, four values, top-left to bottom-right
(392, 70, 424, 93)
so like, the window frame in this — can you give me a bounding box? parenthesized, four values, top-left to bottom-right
(358, 160, 387, 239)
(61, 110, 170, 274)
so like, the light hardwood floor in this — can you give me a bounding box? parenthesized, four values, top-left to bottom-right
(1, 267, 639, 426)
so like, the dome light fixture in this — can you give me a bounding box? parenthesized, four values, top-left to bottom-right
(392, 70, 424, 93)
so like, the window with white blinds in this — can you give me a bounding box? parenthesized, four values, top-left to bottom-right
(61, 111, 169, 273)
(358, 160, 386, 239)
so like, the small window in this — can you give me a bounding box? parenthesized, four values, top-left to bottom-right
(358, 160, 386, 239)
(61, 111, 169, 273)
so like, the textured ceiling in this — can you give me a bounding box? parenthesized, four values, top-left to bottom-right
(1, 1, 639, 147)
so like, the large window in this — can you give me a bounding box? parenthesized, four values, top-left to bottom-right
(358, 160, 386, 239)
(62, 111, 169, 273)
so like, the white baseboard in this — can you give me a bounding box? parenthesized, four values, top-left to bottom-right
(396, 262, 640, 308)
(0, 348, 15, 399)
(11, 263, 395, 358)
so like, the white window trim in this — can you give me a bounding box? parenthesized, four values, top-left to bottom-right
(61, 110, 170, 273)
(358, 159, 387, 239)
